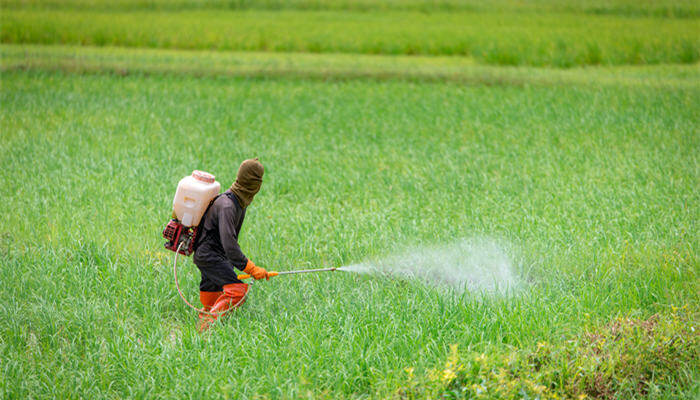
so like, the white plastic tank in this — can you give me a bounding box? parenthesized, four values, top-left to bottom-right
(172, 170, 221, 227)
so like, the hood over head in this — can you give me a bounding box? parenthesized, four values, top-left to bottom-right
(230, 158, 264, 208)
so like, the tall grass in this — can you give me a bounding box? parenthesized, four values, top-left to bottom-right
(1, 0, 699, 17)
(1, 69, 697, 398)
(2, 9, 698, 66)
(3, 44, 699, 88)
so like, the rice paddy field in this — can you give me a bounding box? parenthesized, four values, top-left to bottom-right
(3, 8, 699, 66)
(1, 0, 699, 399)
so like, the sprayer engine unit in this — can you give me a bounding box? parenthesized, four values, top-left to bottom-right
(163, 219, 198, 256)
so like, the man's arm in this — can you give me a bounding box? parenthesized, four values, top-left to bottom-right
(218, 204, 248, 271)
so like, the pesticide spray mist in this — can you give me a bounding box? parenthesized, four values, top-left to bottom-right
(338, 238, 517, 294)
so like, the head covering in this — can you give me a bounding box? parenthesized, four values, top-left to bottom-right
(230, 158, 264, 208)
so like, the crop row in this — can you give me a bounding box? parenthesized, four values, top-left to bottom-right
(2, 10, 698, 67)
(1, 0, 699, 17)
(4, 44, 699, 88)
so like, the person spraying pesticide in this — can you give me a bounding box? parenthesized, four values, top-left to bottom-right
(163, 158, 270, 332)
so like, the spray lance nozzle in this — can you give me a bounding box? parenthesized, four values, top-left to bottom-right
(237, 267, 338, 280)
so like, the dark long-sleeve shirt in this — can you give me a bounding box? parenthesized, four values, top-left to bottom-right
(193, 190, 248, 270)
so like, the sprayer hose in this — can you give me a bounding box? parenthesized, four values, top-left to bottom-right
(173, 242, 247, 316)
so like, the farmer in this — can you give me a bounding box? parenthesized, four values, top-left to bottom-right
(193, 158, 269, 331)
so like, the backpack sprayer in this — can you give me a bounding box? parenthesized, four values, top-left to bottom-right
(162, 170, 221, 256)
(163, 170, 338, 315)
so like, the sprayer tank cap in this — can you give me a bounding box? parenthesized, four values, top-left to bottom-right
(192, 170, 215, 184)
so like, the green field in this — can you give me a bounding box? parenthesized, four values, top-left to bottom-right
(2, 0, 699, 66)
(2, 0, 699, 15)
(1, 0, 699, 399)
(2, 70, 698, 398)
(4, 44, 700, 88)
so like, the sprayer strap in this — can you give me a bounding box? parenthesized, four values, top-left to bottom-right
(192, 193, 224, 252)
(223, 191, 239, 207)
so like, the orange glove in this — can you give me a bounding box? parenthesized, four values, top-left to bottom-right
(243, 259, 269, 280)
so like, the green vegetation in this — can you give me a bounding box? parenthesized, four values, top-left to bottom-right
(2, 3, 698, 66)
(4, 44, 699, 87)
(1, 0, 698, 398)
(1, 68, 698, 398)
(1, 0, 699, 16)
(404, 309, 699, 399)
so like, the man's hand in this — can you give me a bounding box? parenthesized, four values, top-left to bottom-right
(244, 260, 269, 280)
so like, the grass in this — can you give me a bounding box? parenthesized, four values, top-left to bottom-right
(1, 0, 699, 16)
(1, 8, 698, 67)
(3, 44, 699, 88)
(404, 310, 699, 398)
(1, 0, 698, 397)
(1, 66, 698, 398)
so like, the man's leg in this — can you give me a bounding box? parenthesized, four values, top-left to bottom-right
(209, 282, 248, 312)
(198, 274, 223, 331)
(195, 260, 248, 332)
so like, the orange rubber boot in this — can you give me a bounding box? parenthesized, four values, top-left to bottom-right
(198, 283, 249, 332)
(198, 291, 223, 332)
(200, 291, 223, 311)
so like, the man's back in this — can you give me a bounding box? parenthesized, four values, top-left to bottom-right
(193, 190, 247, 268)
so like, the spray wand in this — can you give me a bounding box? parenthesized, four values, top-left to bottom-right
(173, 242, 340, 316)
(237, 267, 337, 280)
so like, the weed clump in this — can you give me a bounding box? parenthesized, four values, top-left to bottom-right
(401, 308, 698, 399)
